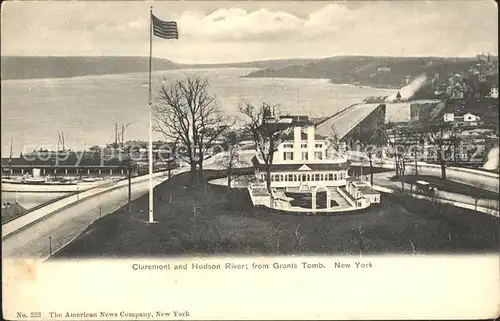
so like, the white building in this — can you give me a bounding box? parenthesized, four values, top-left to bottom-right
(490, 87, 499, 99)
(346, 177, 381, 205)
(443, 113, 481, 126)
(249, 115, 379, 212)
(463, 113, 481, 123)
(443, 113, 455, 122)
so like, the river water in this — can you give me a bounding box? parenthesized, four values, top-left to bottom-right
(1, 67, 397, 156)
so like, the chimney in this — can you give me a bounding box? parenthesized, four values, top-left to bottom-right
(307, 125, 315, 161)
(294, 125, 301, 162)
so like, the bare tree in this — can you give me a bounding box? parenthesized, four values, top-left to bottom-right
(293, 223, 307, 252)
(383, 122, 415, 191)
(274, 220, 284, 255)
(216, 130, 249, 190)
(326, 125, 343, 158)
(421, 121, 460, 180)
(239, 102, 291, 192)
(470, 179, 487, 211)
(154, 76, 232, 185)
(357, 128, 385, 185)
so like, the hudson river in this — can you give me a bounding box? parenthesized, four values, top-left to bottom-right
(1, 67, 397, 156)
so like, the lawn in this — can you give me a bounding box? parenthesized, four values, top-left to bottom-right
(404, 175, 499, 200)
(348, 165, 393, 177)
(52, 170, 499, 258)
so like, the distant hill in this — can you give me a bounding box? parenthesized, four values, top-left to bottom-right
(1, 56, 321, 80)
(180, 58, 321, 70)
(1, 56, 180, 80)
(3, 55, 495, 85)
(244, 56, 483, 88)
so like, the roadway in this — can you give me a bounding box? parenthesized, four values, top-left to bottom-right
(2, 169, 184, 259)
(349, 152, 499, 193)
(371, 171, 498, 214)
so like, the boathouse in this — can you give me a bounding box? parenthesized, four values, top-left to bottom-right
(1, 152, 137, 178)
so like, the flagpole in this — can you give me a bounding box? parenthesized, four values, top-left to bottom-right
(148, 6, 155, 223)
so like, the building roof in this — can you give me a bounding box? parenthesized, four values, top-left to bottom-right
(357, 187, 380, 195)
(266, 115, 314, 127)
(252, 156, 349, 172)
(352, 181, 371, 188)
(281, 130, 327, 141)
(1, 155, 130, 168)
(316, 103, 383, 140)
(252, 188, 270, 197)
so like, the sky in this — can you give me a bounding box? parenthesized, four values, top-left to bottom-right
(1, 0, 498, 63)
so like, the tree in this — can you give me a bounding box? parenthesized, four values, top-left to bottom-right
(421, 121, 460, 180)
(274, 219, 284, 255)
(239, 102, 292, 192)
(470, 179, 487, 211)
(326, 125, 343, 159)
(356, 128, 385, 185)
(293, 223, 307, 253)
(215, 130, 249, 194)
(154, 76, 232, 185)
(383, 122, 416, 191)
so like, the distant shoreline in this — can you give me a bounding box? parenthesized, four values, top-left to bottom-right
(2, 66, 260, 82)
(3, 69, 398, 91)
(240, 74, 399, 90)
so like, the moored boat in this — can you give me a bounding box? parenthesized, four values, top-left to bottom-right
(23, 177, 47, 184)
(1, 177, 117, 193)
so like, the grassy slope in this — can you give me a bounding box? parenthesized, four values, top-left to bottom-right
(52, 170, 498, 258)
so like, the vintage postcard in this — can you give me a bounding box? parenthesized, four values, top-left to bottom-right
(1, 0, 499, 319)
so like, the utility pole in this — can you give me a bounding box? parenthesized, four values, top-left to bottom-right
(120, 122, 132, 148)
(49, 236, 52, 257)
(128, 150, 132, 212)
(115, 123, 118, 147)
(414, 150, 418, 176)
(121, 125, 125, 147)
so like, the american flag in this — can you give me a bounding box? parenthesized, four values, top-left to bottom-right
(152, 14, 178, 39)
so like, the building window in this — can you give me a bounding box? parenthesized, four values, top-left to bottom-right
(288, 174, 294, 181)
(315, 143, 322, 148)
(301, 152, 308, 160)
(283, 152, 294, 161)
(320, 174, 325, 181)
(283, 143, 293, 149)
(315, 174, 321, 181)
(271, 175, 275, 182)
(302, 174, 307, 181)
(307, 174, 311, 181)
(284, 175, 288, 182)
(334, 173, 337, 180)
(301, 143, 307, 148)
(328, 173, 334, 180)
(314, 152, 323, 160)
